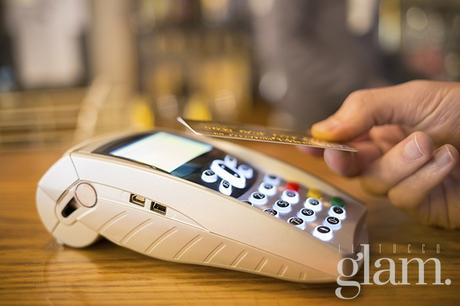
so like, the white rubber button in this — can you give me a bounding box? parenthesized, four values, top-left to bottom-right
(75, 183, 97, 208)
(264, 208, 279, 218)
(224, 155, 238, 168)
(304, 197, 322, 212)
(211, 160, 246, 189)
(329, 205, 346, 220)
(281, 190, 299, 204)
(258, 182, 276, 196)
(313, 225, 333, 241)
(201, 169, 218, 183)
(263, 174, 281, 186)
(288, 217, 305, 229)
(219, 180, 233, 196)
(238, 164, 254, 179)
(324, 216, 341, 231)
(273, 199, 291, 214)
(249, 192, 267, 206)
(297, 208, 316, 222)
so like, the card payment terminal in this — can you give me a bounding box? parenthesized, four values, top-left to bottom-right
(36, 130, 368, 283)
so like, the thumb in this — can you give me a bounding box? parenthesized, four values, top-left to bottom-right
(311, 81, 432, 142)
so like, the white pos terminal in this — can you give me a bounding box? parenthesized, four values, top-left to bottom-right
(36, 130, 367, 283)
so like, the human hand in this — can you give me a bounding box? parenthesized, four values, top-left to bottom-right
(311, 80, 460, 229)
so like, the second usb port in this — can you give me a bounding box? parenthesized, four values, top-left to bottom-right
(150, 202, 167, 215)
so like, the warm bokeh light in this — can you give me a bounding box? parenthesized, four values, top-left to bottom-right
(1, 0, 459, 150)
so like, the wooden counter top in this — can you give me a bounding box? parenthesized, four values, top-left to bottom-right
(1, 141, 458, 305)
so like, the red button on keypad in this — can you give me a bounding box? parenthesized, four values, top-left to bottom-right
(285, 182, 300, 191)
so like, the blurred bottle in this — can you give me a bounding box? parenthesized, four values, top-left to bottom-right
(135, 0, 252, 126)
(4, 0, 89, 89)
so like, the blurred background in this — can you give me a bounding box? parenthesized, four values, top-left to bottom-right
(1, 0, 460, 151)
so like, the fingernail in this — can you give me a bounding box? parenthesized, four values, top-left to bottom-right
(435, 147, 455, 168)
(404, 135, 424, 160)
(312, 118, 341, 134)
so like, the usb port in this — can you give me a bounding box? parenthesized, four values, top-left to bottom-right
(129, 194, 146, 206)
(150, 202, 167, 215)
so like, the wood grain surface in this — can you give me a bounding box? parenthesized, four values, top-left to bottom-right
(0, 141, 459, 305)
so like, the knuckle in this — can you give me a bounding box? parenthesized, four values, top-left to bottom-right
(405, 79, 431, 91)
(387, 189, 409, 209)
(359, 176, 388, 196)
(388, 187, 424, 211)
(444, 144, 459, 163)
(344, 90, 369, 109)
(343, 88, 382, 119)
(408, 131, 434, 156)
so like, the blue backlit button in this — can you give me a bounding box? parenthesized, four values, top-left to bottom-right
(313, 225, 333, 241)
(288, 217, 305, 229)
(304, 197, 322, 212)
(249, 192, 268, 206)
(201, 169, 218, 183)
(211, 160, 246, 189)
(238, 164, 254, 179)
(219, 180, 232, 196)
(324, 216, 341, 231)
(329, 205, 346, 220)
(224, 155, 238, 168)
(258, 182, 276, 196)
(298, 208, 316, 222)
(263, 174, 281, 186)
(264, 208, 279, 217)
(281, 190, 299, 204)
(273, 199, 291, 214)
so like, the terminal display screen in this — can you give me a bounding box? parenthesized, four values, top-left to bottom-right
(109, 132, 212, 173)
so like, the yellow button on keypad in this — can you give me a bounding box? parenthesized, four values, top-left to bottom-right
(307, 188, 322, 199)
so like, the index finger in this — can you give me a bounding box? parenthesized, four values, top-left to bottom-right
(311, 81, 437, 142)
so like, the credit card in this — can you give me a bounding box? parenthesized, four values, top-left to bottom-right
(177, 117, 357, 152)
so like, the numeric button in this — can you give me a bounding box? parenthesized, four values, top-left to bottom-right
(281, 190, 299, 204)
(264, 174, 281, 186)
(313, 225, 333, 241)
(224, 155, 238, 168)
(264, 208, 279, 217)
(249, 192, 267, 206)
(238, 164, 253, 179)
(273, 199, 291, 214)
(324, 216, 341, 230)
(219, 180, 232, 196)
(304, 197, 322, 212)
(201, 169, 218, 183)
(288, 217, 305, 229)
(298, 208, 316, 222)
(258, 183, 276, 196)
(329, 205, 346, 220)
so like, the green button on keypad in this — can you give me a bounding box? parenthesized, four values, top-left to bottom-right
(331, 196, 345, 207)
